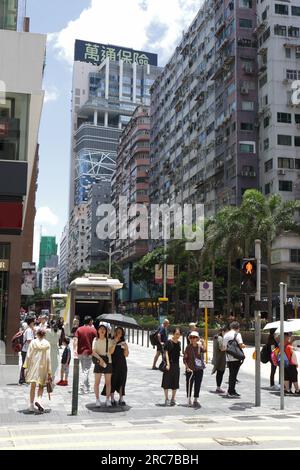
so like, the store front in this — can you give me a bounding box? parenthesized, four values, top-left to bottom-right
(0, 243, 9, 343)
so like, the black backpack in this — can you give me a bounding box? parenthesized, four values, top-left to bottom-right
(150, 329, 160, 346)
(260, 344, 271, 364)
(226, 333, 245, 361)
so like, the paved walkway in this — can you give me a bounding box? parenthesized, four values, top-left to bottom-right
(0, 339, 300, 449)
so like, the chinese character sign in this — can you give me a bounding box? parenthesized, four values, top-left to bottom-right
(75, 40, 158, 66)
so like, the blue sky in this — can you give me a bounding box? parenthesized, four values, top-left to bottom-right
(29, 0, 202, 262)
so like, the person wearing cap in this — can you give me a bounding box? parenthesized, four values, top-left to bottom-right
(186, 322, 199, 346)
(183, 331, 206, 407)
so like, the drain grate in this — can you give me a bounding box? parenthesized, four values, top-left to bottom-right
(214, 437, 258, 447)
(182, 418, 216, 425)
(234, 416, 263, 421)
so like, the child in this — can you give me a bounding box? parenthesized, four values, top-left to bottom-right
(57, 337, 71, 386)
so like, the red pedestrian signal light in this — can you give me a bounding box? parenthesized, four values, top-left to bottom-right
(241, 258, 257, 294)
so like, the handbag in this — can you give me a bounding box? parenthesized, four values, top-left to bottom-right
(46, 378, 53, 400)
(92, 338, 109, 366)
(226, 334, 245, 361)
(158, 359, 168, 372)
(193, 345, 206, 370)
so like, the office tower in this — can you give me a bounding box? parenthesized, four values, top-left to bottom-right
(38, 236, 58, 271)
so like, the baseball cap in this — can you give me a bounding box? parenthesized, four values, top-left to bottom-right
(189, 331, 200, 338)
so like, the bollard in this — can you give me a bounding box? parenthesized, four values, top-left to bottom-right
(142, 329, 144, 347)
(182, 334, 186, 352)
(71, 357, 80, 416)
(147, 329, 150, 348)
(137, 329, 139, 345)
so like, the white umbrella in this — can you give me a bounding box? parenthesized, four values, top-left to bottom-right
(263, 321, 281, 331)
(275, 321, 299, 334)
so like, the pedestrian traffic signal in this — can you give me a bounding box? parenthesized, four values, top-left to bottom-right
(241, 258, 257, 294)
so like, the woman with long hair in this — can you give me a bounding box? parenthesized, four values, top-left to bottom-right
(161, 327, 181, 406)
(92, 324, 116, 407)
(24, 329, 52, 412)
(45, 320, 60, 381)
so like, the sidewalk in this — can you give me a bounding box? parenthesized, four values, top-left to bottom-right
(0, 340, 299, 427)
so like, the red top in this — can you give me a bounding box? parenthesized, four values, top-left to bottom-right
(75, 325, 97, 356)
(285, 344, 295, 365)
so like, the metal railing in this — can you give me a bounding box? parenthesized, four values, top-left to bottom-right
(125, 327, 187, 351)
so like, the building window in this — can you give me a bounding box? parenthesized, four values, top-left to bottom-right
(279, 180, 293, 191)
(290, 274, 300, 288)
(295, 136, 300, 147)
(264, 138, 269, 150)
(277, 134, 292, 145)
(292, 6, 300, 17)
(278, 157, 294, 169)
(274, 25, 287, 36)
(291, 249, 300, 263)
(240, 142, 255, 153)
(295, 159, 300, 169)
(275, 4, 289, 15)
(240, 18, 253, 28)
(259, 74, 268, 88)
(241, 101, 254, 111)
(288, 26, 300, 38)
(277, 112, 292, 123)
(265, 183, 270, 195)
(0, 93, 29, 162)
(239, 0, 252, 7)
(265, 159, 273, 172)
(295, 114, 300, 124)
(285, 48, 291, 58)
(241, 122, 254, 131)
(286, 69, 298, 80)
(264, 116, 270, 128)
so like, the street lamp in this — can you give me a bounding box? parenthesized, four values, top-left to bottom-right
(98, 247, 122, 277)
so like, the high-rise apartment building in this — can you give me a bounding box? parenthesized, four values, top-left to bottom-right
(0, 0, 46, 362)
(59, 225, 69, 293)
(38, 236, 57, 271)
(68, 204, 88, 276)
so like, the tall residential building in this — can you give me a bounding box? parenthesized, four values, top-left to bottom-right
(112, 105, 151, 301)
(59, 225, 69, 293)
(0, 0, 46, 362)
(68, 204, 88, 276)
(67, 40, 160, 275)
(149, 0, 300, 300)
(41, 267, 57, 293)
(38, 236, 57, 271)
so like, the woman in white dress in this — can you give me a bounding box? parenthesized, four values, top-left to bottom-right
(45, 321, 61, 380)
(24, 329, 52, 412)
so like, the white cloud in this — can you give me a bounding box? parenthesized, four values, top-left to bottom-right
(48, 0, 202, 66)
(44, 87, 59, 103)
(35, 207, 59, 226)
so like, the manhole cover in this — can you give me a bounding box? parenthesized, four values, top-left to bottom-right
(214, 437, 258, 447)
(182, 418, 215, 425)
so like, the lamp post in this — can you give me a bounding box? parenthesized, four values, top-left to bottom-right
(98, 247, 122, 277)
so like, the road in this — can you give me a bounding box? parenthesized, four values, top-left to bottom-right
(0, 338, 300, 450)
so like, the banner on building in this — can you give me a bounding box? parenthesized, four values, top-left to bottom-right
(21, 262, 36, 296)
(167, 265, 175, 285)
(74, 39, 158, 66)
(155, 264, 163, 284)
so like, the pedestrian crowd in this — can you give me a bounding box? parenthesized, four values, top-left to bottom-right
(14, 312, 300, 413)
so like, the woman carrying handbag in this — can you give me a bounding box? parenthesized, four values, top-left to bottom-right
(183, 331, 206, 408)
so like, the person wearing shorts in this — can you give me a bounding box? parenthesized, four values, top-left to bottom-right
(92, 325, 116, 407)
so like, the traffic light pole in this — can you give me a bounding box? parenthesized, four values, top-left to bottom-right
(255, 239, 261, 407)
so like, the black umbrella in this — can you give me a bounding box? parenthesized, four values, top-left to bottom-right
(96, 313, 141, 329)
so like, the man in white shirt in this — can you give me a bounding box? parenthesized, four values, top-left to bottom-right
(19, 317, 35, 384)
(222, 321, 245, 397)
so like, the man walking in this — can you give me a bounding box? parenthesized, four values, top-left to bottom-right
(222, 321, 245, 397)
(152, 319, 169, 370)
(19, 317, 35, 385)
(73, 316, 97, 394)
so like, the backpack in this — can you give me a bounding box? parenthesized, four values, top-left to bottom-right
(150, 329, 160, 346)
(260, 344, 271, 364)
(271, 347, 289, 368)
(226, 333, 245, 361)
(11, 331, 24, 353)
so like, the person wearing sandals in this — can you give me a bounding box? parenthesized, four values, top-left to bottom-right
(162, 328, 181, 406)
(23, 329, 52, 412)
(212, 327, 228, 394)
(92, 324, 116, 407)
(183, 331, 206, 408)
(102, 326, 129, 406)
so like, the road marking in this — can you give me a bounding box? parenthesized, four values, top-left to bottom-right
(0, 425, 290, 445)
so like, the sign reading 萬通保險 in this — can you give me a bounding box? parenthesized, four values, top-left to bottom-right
(74, 40, 158, 66)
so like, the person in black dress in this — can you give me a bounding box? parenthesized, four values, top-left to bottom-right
(102, 326, 129, 406)
(162, 328, 181, 406)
